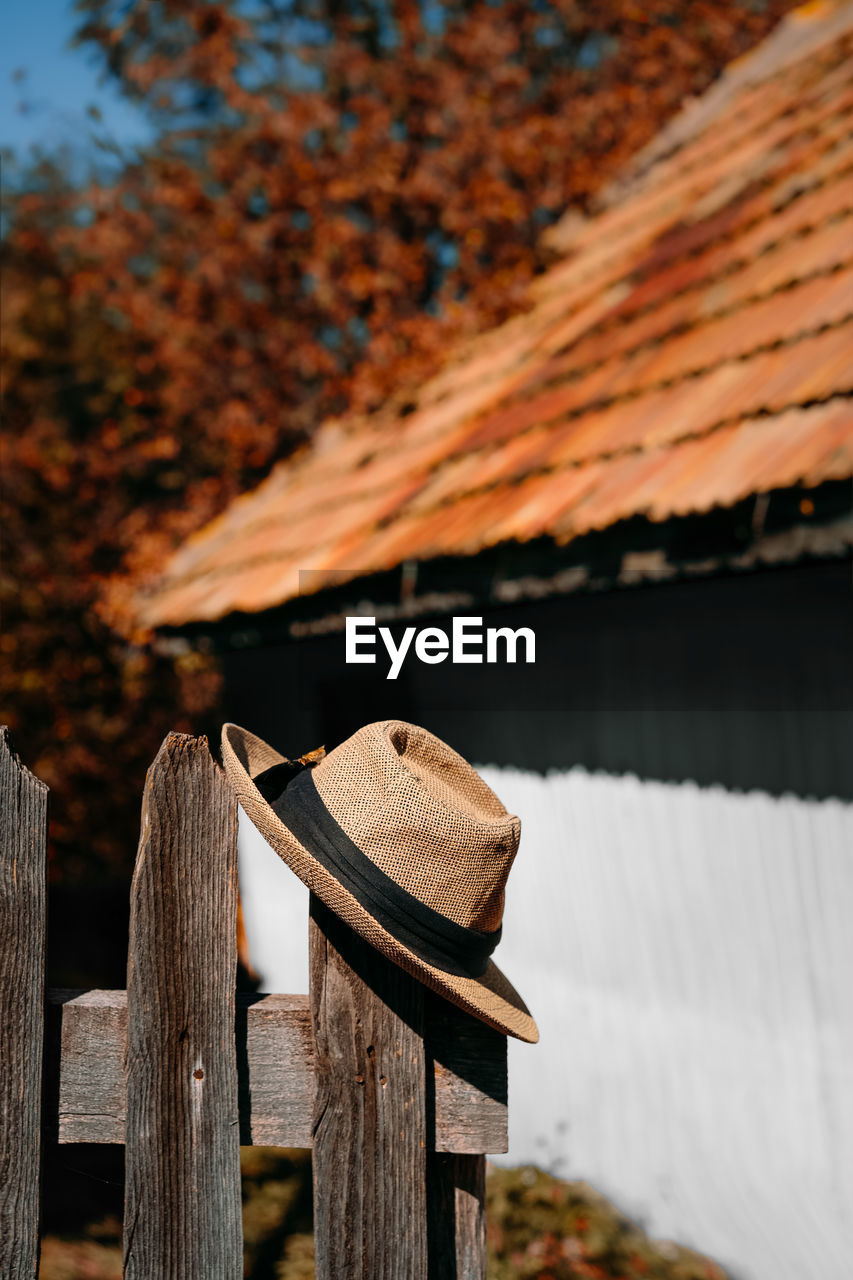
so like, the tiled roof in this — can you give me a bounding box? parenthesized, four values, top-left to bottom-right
(138, 1, 853, 629)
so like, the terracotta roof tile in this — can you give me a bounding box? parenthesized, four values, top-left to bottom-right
(136, 3, 853, 629)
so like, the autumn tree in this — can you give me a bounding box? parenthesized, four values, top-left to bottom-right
(1, 0, 798, 979)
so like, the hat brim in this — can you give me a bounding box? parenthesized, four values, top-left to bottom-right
(222, 722, 539, 1044)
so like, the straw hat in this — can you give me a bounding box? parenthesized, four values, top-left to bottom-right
(222, 719, 538, 1043)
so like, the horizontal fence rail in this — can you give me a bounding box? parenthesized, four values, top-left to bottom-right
(43, 988, 507, 1152)
(0, 727, 506, 1279)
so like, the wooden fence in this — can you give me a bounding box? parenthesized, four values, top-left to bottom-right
(0, 727, 507, 1278)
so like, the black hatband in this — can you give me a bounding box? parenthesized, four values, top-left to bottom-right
(253, 763, 501, 979)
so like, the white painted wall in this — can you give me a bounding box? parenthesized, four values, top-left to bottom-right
(237, 768, 853, 1280)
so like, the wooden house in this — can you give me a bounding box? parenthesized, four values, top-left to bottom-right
(135, 6, 853, 1277)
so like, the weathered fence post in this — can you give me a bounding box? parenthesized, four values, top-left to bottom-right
(310, 895, 429, 1279)
(123, 733, 241, 1278)
(425, 1157, 484, 1274)
(309, 895, 497, 1279)
(0, 728, 48, 1280)
(0, 728, 505, 1272)
(426, 1152, 487, 1279)
(424, 990, 492, 1280)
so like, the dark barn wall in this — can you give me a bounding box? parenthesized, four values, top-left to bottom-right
(223, 560, 853, 800)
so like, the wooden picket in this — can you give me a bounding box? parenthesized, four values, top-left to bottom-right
(123, 734, 242, 1275)
(0, 727, 506, 1278)
(0, 728, 48, 1280)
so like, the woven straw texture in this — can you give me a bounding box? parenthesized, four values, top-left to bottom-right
(221, 721, 538, 1043)
(312, 720, 519, 932)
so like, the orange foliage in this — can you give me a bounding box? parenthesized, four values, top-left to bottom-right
(1, 0, 797, 912)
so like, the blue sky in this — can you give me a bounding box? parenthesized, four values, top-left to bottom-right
(1, 1, 152, 167)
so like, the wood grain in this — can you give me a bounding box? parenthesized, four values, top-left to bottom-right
(425, 992, 491, 1276)
(235, 991, 314, 1146)
(425, 990, 507, 1155)
(427, 1154, 486, 1280)
(0, 727, 48, 1280)
(310, 896, 428, 1279)
(44, 989, 506, 1152)
(122, 734, 242, 1279)
(45, 989, 128, 1144)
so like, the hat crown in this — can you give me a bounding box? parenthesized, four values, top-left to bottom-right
(311, 720, 520, 933)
